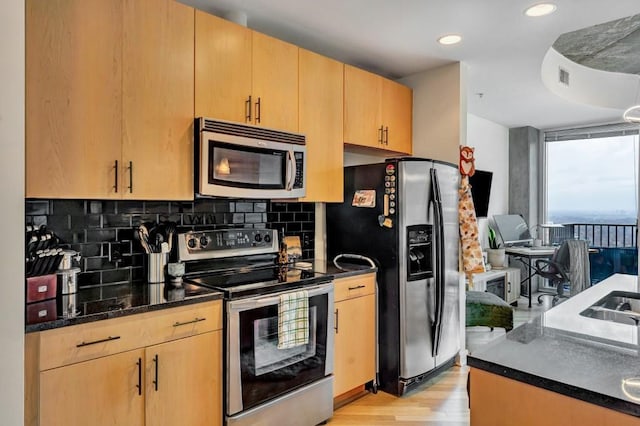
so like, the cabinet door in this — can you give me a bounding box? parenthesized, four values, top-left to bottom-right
(252, 32, 299, 132)
(40, 349, 145, 426)
(382, 78, 413, 155)
(333, 294, 376, 397)
(299, 49, 344, 202)
(122, 0, 194, 200)
(26, 0, 122, 199)
(145, 331, 223, 426)
(343, 65, 382, 149)
(195, 11, 252, 123)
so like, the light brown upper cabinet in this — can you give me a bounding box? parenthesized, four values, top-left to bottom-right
(26, 0, 194, 200)
(26, 0, 123, 199)
(344, 65, 413, 155)
(382, 79, 413, 155)
(122, 0, 194, 200)
(298, 49, 344, 202)
(195, 12, 299, 133)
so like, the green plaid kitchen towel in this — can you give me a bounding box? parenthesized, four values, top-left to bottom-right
(277, 290, 309, 349)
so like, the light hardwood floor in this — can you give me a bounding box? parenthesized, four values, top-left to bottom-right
(329, 366, 471, 425)
(329, 292, 548, 425)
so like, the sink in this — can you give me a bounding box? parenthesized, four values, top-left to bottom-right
(580, 291, 640, 326)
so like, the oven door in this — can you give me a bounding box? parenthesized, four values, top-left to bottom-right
(226, 282, 334, 415)
(198, 130, 305, 199)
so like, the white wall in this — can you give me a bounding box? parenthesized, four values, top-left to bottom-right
(467, 113, 510, 248)
(1, 0, 25, 424)
(401, 62, 467, 164)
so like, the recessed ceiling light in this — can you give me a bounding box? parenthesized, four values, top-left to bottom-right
(437, 34, 462, 45)
(524, 3, 557, 17)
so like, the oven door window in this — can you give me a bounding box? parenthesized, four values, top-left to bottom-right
(209, 141, 286, 189)
(238, 293, 329, 411)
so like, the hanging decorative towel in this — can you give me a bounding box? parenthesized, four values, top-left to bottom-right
(277, 290, 309, 349)
(458, 146, 485, 278)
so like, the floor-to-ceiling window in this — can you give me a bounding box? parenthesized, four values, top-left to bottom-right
(544, 123, 639, 283)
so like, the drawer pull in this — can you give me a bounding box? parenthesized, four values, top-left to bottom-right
(76, 335, 121, 348)
(173, 317, 206, 327)
(348, 285, 366, 290)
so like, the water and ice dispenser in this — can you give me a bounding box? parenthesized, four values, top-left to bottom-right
(407, 225, 433, 281)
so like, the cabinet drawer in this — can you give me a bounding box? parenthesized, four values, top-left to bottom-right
(334, 273, 376, 302)
(39, 300, 222, 371)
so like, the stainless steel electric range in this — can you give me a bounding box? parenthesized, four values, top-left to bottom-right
(177, 228, 334, 426)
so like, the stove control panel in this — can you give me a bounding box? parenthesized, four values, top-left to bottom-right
(177, 229, 279, 261)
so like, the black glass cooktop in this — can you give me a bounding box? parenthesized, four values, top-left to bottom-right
(185, 265, 331, 299)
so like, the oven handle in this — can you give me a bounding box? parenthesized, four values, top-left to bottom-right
(228, 282, 333, 313)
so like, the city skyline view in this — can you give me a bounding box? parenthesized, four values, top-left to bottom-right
(546, 134, 639, 225)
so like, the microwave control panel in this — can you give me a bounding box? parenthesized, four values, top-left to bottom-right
(177, 229, 279, 261)
(293, 152, 304, 189)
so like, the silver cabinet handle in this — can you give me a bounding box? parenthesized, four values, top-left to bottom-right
(76, 335, 121, 348)
(173, 317, 206, 327)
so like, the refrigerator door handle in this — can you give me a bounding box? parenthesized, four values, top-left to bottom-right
(430, 167, 446, 357)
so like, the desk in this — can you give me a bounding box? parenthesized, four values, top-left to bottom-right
(505, 246, 556, 308)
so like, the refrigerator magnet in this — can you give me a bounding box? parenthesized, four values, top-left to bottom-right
(352, 190, 376, 208)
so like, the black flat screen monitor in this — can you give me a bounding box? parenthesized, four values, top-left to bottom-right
(493, 214, 532, 246)
(469, 170, 493, 218)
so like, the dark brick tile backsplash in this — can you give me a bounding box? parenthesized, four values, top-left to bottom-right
(26, 199, 315, 287)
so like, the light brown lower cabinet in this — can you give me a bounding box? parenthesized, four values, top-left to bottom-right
(145, 332, 222, 426)
(40, 348, 145, 426)
(470, 367, 640, 426)
(333, 273, 377, 398)
(26, 301, 223, 426)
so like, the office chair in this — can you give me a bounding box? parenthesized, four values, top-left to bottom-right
(534, 239, 591, 306)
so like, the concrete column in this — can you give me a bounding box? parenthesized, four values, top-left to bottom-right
(508, 126, 540, 229)
(509, 126, 543, 293)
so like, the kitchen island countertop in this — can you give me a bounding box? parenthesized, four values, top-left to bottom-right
(468, 274, 640, 418)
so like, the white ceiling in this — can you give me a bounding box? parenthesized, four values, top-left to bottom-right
(182, 0, 640, 130)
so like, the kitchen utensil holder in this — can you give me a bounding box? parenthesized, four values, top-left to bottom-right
(147, 253, 168, 283)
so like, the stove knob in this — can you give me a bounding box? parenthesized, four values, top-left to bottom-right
(254, 234, 262, 242)
(199, 236, 209, 248)
(264, 234, 271, 243)
(187, 238, 197, 249)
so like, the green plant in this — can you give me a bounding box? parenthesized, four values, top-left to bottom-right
(488, 227, 501, 249)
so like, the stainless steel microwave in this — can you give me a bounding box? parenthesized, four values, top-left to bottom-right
(195, 118, 306, 199)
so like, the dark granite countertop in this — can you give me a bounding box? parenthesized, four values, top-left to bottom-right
(468, 277, 640, 418)
(25, 259, 375, 333)
(25, 281, 223, 333)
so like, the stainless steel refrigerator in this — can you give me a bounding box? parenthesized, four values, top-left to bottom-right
(327, 158, 460, 395)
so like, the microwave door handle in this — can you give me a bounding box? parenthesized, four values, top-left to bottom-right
(285, 150, 296, 191)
